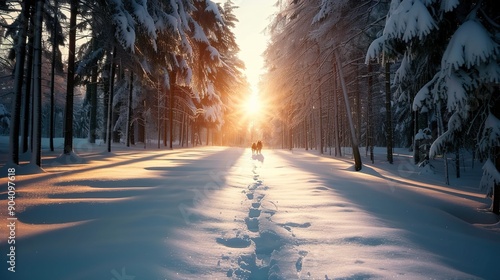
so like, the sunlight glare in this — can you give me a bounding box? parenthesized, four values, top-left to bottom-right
(245, 93, 261, 117)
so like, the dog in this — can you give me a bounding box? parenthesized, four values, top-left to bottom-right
(251, 142, 257, 154)
(256, 141, 262, 154)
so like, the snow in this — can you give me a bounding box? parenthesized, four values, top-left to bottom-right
(480, 159, 500, 192)
(131, 0, 157, 42)
(441, 20, 498, 72)
(479, 112, 500, 154)
(441, 0, 460, 12)
(365, 36, 386, 63)
(205, 0, 223, 24)
(0, 137, 499, 279)
(412, 74, 436, 111)
(477, 60, 500, 83)
(444, 72, 468, 113)
(206, 45, 221, 62)
(109, 0, 136, 52)
(192, 20, 209, 43)
(415, 128, 431, 141)
(383, 0, 437, 42)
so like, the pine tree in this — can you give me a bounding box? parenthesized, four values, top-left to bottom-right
(366, 0, 500, 213)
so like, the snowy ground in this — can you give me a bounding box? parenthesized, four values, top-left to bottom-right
(1, 138, 499, 279)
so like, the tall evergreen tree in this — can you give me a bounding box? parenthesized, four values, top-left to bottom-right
(366, 0, 500, 213)
(63, 0, 78, 155)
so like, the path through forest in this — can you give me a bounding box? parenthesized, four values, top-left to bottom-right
(1, 144, 499, 279)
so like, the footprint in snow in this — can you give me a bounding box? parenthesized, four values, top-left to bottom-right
(216, 237, 251, 248)
(248, 208, 261, 218)
(251, 202, 261, 208)
(245, 217, 259, 232)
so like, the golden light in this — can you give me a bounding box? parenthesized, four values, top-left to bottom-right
(244, 93, 261, 117)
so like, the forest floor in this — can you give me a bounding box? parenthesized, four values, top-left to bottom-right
(0, 137, 499, 279)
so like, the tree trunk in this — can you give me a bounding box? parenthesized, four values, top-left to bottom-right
(413, 110, 420, 164)
(63, 0, 78, 155)
(157, 84, 161, 149)
(493, 146, 500, 215)
(333, 67, 341, 157)
(180, 109, 185, 147)
(8, 0, 31, 165)
(126, 71, 133, 147)
(102, 61, 110, 141)
(206, 126, 210, 146)
(334, 49, 362, 171)
(89, 38, 98, 144)
(22, 28, 34, 154)
(304, 115, 308, 150)
(106, 48, 117, 152)
(31, 0, 43, 167)
(436, 102, 449, 185)
(367, 64, 374, 163)
(385, 62, 393, 164)
(491, 97, 500, 214)
(163, 92, 167, 147)
(169, 70, 176, 149)
(318, 87, 323, 154)
(49, 1, 58, 151)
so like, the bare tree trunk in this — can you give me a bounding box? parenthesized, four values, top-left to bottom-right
(413, 110, 420, 164)
(169, 70, 176, 149)
(385, 62, 393, 164)
(157, 85, 161, 149)
(126, 71, 133, 147)
(355, 63, 361, 143)
(49, 1, 58, 151)
(163, 92, 167, 147)
(335, 49, 362, 171)
(106, 48, 117, 152)
(318, 87, 324, 154)
(493, 146, 500, 215)
(8, 0, 31, 165)
(333, 69, 340, 156)
(63, 0, 78, 155)
(102, 61, 110, 141)
(492, 97, 500, 214)
(435, 102, 449, 185)
(367, 64, 374, 163)
(304, 116, 309, 151)
(89, 38, 98, 144)
(30, 0, 43, 167)
(206, 126, 210, 146)
(22, 22, 34, 154)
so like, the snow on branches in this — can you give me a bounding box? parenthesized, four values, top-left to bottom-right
(441, 20, 499, 73)
(108, 0, 136, 52)
(384, 0, 437, 42)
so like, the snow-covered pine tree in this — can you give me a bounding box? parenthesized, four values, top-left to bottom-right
(211, 0, 248, 146)
(366, 0, 500, 213)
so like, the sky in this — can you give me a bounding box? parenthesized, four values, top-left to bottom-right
(213, 0, 277, 95)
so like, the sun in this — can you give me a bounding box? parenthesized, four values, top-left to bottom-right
(244, 93, 261, 117)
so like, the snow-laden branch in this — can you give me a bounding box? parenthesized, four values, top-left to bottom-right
(478, 113, 500, 155)
(480, 159, 500, 193)
(383, 0, 437, 42)
(441, 20, 499, 73)
(109, 0, 136, 52)
(429, 111, 465, 157)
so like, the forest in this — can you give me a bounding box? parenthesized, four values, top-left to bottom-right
(0, 0, 499, 213)
(258, 0, 500, 213)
